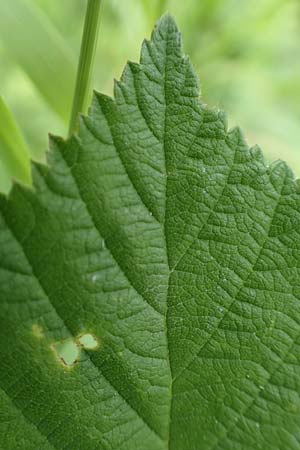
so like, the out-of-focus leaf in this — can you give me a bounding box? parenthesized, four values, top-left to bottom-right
(0, 0, 76, 122)
(0, 96, 30, 192)
(0, 161, 12, 194)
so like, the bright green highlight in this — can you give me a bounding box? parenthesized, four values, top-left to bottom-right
(0, 0, 76, 123)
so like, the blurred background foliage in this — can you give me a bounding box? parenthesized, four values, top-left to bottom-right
(1, 0, 300, 193)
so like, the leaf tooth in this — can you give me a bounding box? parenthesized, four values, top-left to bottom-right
(140, 38, 165, 78)
(93, 91, 116, 115)
(120, 60, 139, 85)
(269, 159, 293, 178)
(217, 109, 228, 131)
(116, 62, 140, 105)
(227, 125, 247, 146)
(249, 144, 264, 163)
(268, 159, 296, 194)
(294, 178, 300, 193)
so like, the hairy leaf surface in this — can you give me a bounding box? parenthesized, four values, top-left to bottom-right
(1, 14, 300, 450)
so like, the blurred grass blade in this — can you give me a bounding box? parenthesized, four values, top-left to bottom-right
(0, 0, 76, 123)
(0, 161, 12, 194)
(69, 0, 102, 136)
(0, 96, 31, 191)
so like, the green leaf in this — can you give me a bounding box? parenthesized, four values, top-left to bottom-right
(1, 14, 300, 449)
(0, 96, 31, 192)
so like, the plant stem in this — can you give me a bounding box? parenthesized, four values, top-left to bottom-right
(68, 0, 102, 136)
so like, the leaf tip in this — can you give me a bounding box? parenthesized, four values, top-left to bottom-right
(269, 158, 294, 181)
(155, 12, 179, 34)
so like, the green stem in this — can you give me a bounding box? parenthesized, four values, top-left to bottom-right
(68, 0, 102, 136)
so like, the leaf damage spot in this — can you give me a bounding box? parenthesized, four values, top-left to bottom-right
(31, 323, 44, 339)
(52, 339, 80, 368)
(78, 333, 99, 350)
(51, 333, 99, 368)
(286, 403, 298, 413)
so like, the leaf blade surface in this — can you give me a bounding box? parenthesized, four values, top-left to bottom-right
(1, 14, 300, 450)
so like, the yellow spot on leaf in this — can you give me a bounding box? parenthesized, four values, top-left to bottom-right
(31, 324, 44, 339)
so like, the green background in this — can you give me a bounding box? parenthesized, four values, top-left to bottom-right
(1, 0, 300, 193)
